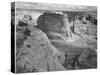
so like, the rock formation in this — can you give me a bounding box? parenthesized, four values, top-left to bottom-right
(16, 12, 97, 73)
(16, 18, 66, 73)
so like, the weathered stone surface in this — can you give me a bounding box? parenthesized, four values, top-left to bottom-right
(36, 12, 74, 43)
(74, 24, 97, 35)
(75, 49, 97, 69)
(36, 13, 63, 32)
(16, 22, 66, 73)
(63, 48, 97, 70)
(16, 11, 97, 73)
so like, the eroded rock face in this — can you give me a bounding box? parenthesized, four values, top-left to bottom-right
(75, 49, 97, 69)
(36, 13, 63, 32)
(16, 13, 97, 72)
(36, 13, 68, 40)
(16, 20, 66, 73)
(63, 48, 97, 70)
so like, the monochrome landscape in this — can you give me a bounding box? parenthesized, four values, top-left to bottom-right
(11, 2, 97, 73)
